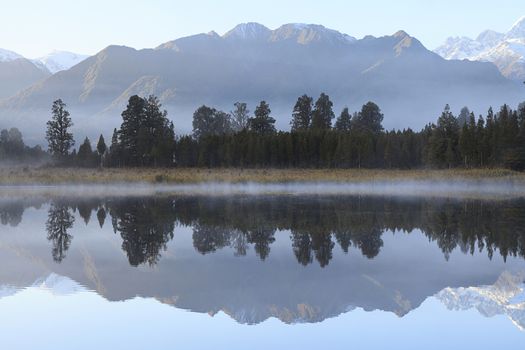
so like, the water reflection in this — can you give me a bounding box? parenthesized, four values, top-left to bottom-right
(45, 203, 75, 263)
(1, 194, 525, 329)
(3, 195, 524, 266)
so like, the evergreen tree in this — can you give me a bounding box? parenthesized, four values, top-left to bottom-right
(117, 95, 175, 166)
(46, 99, 75, 160)
(77, 137, 95, 167)
(518, 102, 525, 134)
(96, 134, 107, 167)
(427, 104, 460, 168)
(311, 93, 334, 130)
(119, 95, 146, 162)
(351, 102, 384, 135)
(97, 134, 107, 156)
(334, 107, 352, 132)
(290, 95, 313, 132)
(0, 128, 25, 159)
(193, 105, 232, 139)
(486, 107, 499, 165)
(457, 106, 470, 126)
(248, 101, 276, 135)
(459, 112, 478, 167)
(476, 115, 487, 167)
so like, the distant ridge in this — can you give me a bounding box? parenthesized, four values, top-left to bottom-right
(435, 15, 525, 81)
(1, 22, 523, 143)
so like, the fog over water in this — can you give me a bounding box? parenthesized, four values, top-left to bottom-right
(1, 179, 525, 199)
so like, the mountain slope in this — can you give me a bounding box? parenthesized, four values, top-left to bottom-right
(435, 16, 525, 81)
(1, 23, 523, 143)
(33, 50, 89, 74)
(0, 48, 24, 62)
(436, 271, 525, 330)
(0, 56, 50, 100)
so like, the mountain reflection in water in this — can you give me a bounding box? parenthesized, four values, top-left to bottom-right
(0, 194, 524, 327)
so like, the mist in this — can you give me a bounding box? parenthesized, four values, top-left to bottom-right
(1, 179, 524, 200)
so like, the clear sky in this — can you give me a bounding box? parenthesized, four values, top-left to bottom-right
(2, 0, 525, 58)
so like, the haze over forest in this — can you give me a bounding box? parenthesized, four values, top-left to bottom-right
(1, 19, 525, 144)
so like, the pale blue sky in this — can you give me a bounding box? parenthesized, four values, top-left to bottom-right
(2, 0, 525, 57)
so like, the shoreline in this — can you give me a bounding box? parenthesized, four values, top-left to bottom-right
(0, 167, 524, 185)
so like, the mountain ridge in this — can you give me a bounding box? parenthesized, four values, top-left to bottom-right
(1, 23, 523, 143)
(435, 16, 525, 81)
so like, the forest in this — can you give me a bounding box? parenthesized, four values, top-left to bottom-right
(1, 93, 524, 170)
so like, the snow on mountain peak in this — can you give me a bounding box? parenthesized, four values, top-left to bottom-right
(507, 16, 525, 39)
(434, 15, 525, 80)
(32, 273, 87, 295)
(0, 48, 23, 62)
(434, 36, 483, 60)
(476, 30, 505, 47)
(223, 22, 271, 40)
(271, 23, 356, 44)
(436, 271, 525, 331)
(34, 50, 89, 74)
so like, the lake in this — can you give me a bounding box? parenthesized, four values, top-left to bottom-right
(0, 188, 524, 349)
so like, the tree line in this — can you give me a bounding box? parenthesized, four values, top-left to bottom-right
(0, 127, 47, 163)
(35, 93, 525, 170)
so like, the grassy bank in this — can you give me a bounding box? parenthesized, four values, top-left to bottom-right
(0, 167, 524, 185)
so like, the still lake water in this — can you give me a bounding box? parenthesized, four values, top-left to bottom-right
(0, 188, 524, 349)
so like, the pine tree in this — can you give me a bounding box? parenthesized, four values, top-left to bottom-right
(457, 106, 470, 126)
(311, 93, 334, 130)
(248, 101, 276, 135)
(119, 95, 146, 162)
(46, 99, 75, 160)
(96, 134, 107, 167)
(290, 95, 313, 132)
(97, 135, 107, 156)
(77, 137, 94, 167)
(351, 102, 384, 135)
(476, 115, 487, 167)
(118, 95, 175, 166)
(427, 104, 460, 168)
(459, 122, 470, 167)
(485, 107, 497, 165)
(334, 107, 352, 132)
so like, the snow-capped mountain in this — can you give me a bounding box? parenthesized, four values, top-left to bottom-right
(33, 50, 89, 74)
(268, 23, 357, 44)
(0, 284, 19, 298)
(434, 37, 486, 60)
(1, 22, 523, 142)
(436, 271, 525, 331)
(0, 48, 24, 62)
(0, 274, 85, 300)
(32, 273, 87, 295)
(435, 16, 525, 81)
(1, 48, 88, 73)
(223, 22, 272, 40)
(506, 16, 525, 40)
(0, 48, 50, 99)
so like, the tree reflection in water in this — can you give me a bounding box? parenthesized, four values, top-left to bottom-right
(45, 203, 75, 263)
(1, 195, 524, 267)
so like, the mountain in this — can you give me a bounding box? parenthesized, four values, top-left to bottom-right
(0, 48, 50, 100)
(435, 16, 525, 81)
(1, 23, 523, 143)
(33, 50, 89, 74)
(0, 48, 87, 100)
(0, 48, 24, 62)
(32, 273, 87, 295)
(436, 271, 525, 330)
